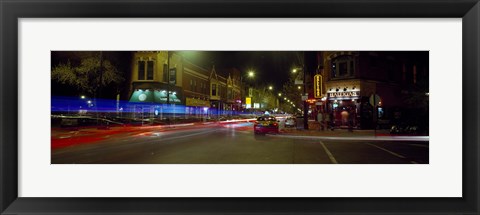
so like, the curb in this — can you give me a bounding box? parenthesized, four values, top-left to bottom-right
(267, 134, 429, 142)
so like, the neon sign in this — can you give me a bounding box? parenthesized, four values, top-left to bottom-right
(313, 74, 323, 98)
(329, 91, 359, 98)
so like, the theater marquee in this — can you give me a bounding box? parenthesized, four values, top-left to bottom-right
(328, 91, 360, 98)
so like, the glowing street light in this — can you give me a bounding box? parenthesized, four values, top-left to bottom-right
(248, 71, 255, 78)
(278, 93, 282, 96)
(268, 86, 273, 90)
(80, 95, 86, 99)
(292, 69, 297, 73)
(297, 86, 301, 90)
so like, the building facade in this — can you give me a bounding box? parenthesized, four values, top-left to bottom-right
(127, 51, 244, 120)
(321, 51, 428, 129)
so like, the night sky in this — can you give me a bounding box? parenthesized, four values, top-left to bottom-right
(51, 51, 316, 99)
(179, 51, 311, 89)
(51, 51, 427, 101)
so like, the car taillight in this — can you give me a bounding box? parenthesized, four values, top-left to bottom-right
(273, 123, 278, 127)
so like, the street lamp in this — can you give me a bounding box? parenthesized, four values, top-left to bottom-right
(248, 71, 255, 78)
(268, 86, 273, 90)
(166, 51, 173, 105)
(292, 53, 308, 129)
(278, 93, 282, 97)
(80, 95, 86, 99)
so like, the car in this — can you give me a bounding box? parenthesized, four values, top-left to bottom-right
(254, 115, 279, 134)
(284, 117, 296, 128)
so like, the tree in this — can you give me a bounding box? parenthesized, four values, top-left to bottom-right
(51, 52, 124, 98)
(279, 70, 303, 114)
(251, 86, 277, 111)
(52, 52, 125, 122)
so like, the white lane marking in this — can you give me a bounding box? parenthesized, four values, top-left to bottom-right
(410, 161, 419, 164)
(319, 141, 338, 164)
(365, 143, 406, 159)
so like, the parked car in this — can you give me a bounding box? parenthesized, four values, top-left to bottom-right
(284, 117, 296, 128)
(254, 115, 279, 134)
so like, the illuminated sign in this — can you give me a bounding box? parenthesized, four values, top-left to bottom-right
(329, 91, 359, 98)
(186, 98, 209, 107)
(246, 97, 251, 105)
(313, 74, 323, 98)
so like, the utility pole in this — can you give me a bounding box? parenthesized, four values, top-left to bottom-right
(166, 51, 170, 105)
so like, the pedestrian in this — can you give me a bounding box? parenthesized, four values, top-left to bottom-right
(317, 111, 324, 131)
(325, 112, 333, 131)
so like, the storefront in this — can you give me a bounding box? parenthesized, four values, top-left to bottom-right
(327, 90, 361, 128)
(185, 97, 210, 118)
(325, 82, 389, 129)
(128, 86, 185, 120)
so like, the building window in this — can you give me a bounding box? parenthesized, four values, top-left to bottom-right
(228, 88, 232, 100)
(212, 84, 217, 96)
(163, 64, 168, 82)
(169, 68, 177, 85)
(331, 55, 354, 79)
(138, 61, 145, 80)
(339, 62, 347, 76)
(146, 61, 154, 80)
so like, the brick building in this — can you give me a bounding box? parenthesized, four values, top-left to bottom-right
(321, 51, 428, 129)
(127, 51, 244, 120)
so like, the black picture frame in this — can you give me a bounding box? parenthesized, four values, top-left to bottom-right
(1, 0, 478, 214)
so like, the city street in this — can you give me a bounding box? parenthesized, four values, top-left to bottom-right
(52, 121, 429, 164)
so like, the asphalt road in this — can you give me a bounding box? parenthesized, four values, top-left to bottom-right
(51, 122, 429, 164)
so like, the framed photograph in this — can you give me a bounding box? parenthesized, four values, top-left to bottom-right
(1, 0, 479, 214)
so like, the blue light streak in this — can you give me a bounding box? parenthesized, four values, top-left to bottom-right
(51, 96, 242, 116)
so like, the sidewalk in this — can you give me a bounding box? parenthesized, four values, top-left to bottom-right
(277, 128, 429, 142)
(280, 128, 391, 137)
